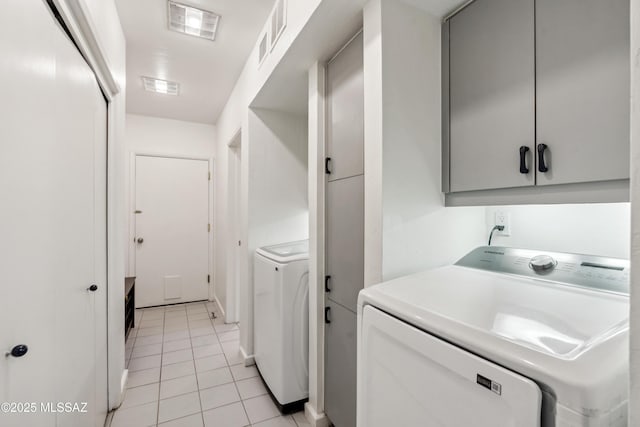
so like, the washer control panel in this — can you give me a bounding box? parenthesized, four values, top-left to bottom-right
(456, 246, 629, 294)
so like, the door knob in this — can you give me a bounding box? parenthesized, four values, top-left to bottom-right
(137, 237, 144, 244)
(6, 345, 28, 358)
(87, 284, 98, 292)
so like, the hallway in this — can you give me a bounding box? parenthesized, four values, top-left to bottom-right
(109, 302, 309, 427)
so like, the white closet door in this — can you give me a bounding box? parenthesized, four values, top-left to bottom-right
(0, 1, 108, 426)
(358, 306, 542, 427)
(135, 156, 210, 307)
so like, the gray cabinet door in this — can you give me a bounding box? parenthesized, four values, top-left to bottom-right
(326, 174, 364, 312)
(536, 0, 629, 186)
(449, 0, 535, 192)
(326, 32, 364, 182)
(324, 300, 357, 427)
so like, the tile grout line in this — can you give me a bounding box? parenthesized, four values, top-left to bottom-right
(155, 307, 166, 426)
(187, 302, 206, 427)
(210, 298, 254, 427)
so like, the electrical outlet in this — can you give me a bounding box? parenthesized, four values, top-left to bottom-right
(494, 210, 511, 236)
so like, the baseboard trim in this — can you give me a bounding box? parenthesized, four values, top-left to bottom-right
(116, 369, 128, 408)
(214, 295, 226, 320)
(305, 402, 329, 427)
(240, 345, 255, 367)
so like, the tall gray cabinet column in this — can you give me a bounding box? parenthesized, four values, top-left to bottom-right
(324, 31, 364, 427)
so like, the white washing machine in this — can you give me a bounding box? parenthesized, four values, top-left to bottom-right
(357, 246, 629, 427)
(254, 240, 309, 410)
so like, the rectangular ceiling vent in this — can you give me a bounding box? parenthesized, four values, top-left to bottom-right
(142, 76, 180, 95)
(168, 1, 221, 41)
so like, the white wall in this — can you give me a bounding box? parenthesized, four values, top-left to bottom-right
(247, 110, 309, 249)
(630, 0, 640, 422)
(240, 108, 309, 357)
(213, 0, 322, 363)
(124, 113, 216, 297)
(79, 0, 128, 409)
(364, 0, 487, 285)
(125, 114, 216, 157)
(486, 204, 630, 259)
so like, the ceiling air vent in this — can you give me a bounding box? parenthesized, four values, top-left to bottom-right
(141, 77, 180, 95)
(168, 1, 221, 41)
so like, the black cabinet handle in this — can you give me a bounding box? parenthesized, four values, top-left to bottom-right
(325, 275, 331, 292)
(519, 146, 530, 174)
(325, 157, 332, 174)
(325, 307, 331, 324)
(6, 345, 28, 358)
(537, 144, 549, 173)
(87, 284, 98, 292)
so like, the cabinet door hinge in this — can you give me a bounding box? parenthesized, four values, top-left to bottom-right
(208, 224, 211, 232)
(208, 172, 211, 180)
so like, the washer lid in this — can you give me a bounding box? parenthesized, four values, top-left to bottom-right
(358, 250, 629, 417)
(256, 239, 309, 263)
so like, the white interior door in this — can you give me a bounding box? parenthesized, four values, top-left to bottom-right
(0, 1, 108, 426)
(135, 156, 210, 307)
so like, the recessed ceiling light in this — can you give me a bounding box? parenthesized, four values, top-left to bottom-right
(168, 1, 221, 41)
(141, 76, 179, 95)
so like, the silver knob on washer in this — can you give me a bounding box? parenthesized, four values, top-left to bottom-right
(529, 255, 557, 272)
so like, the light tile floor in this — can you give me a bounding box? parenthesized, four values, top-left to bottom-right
(108, 301, 311, 427)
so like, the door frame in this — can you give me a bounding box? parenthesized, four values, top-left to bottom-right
(225, 129, 242, 323)
(47, 0, 123, 411)
(129, 151, 216, 303)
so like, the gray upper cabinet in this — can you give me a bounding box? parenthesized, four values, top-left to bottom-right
(326, 32, 364, 182)
(536, 0, 629, 186)
(449, 0, 535, 192)
(444, 0, 629, 201)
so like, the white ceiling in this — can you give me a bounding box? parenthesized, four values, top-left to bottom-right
(115, 0, 275, 124)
